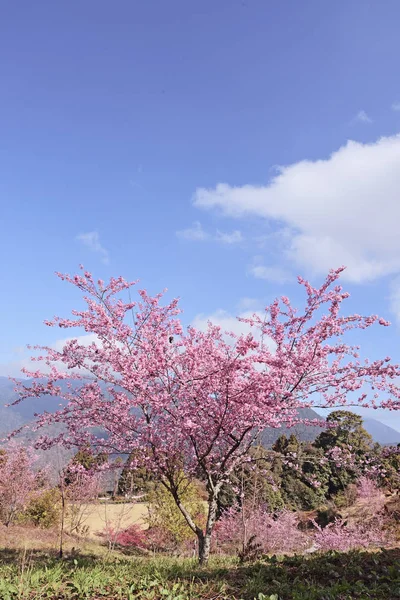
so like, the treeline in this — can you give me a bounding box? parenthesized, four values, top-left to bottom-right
(117, 411, 400, 512)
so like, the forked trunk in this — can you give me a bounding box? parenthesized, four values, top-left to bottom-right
(167, 477, 220, 565)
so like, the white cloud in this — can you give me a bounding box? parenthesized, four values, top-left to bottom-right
(237, 297, 263, 311)
(192, 309, 275, 354)
(249, 263, 292, 284)
(192, 309, 257, 338)
(176, 221, 209, 241)
(193, 134, 400, 284)
(52, 333, 100, 353)
(392, 102, 400, 111)
(176, 222, 243, 244)
(215, 229, 243, 244)
(76, 231, 110, 264)
(389, 277, 400, 323)
(0, 334, 101, 378)
(355, 110, 372, 123)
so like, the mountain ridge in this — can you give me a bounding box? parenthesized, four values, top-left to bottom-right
(1, 376, 400, 446)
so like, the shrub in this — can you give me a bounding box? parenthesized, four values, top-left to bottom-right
(215, 505, 309, 556)
(145, 525, 177, 553)
(314, 505, 340, 529)
(116, 523, 146, 547)
(146, 479, 205, 552)
(357, 476, 380, 499)
(333, 483, 358, 508)
(312, 515, 389, 552)
(24, 488, 61, 528)
(356, 476, 386, 514)
(281, 475, 325, 510)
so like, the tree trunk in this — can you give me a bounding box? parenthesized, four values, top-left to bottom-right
(198, 531, 212, 565)
(59, 475, 66, 559)
(198, 494, 219, 565)
(165, 476, 220, 565)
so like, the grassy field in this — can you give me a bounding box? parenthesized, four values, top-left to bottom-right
(0, 522, 399, 600)
(0, 545, 399, 599)
(1, 507, 399, 600)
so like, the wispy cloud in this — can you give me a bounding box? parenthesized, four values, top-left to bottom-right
(389, 276, 400, 324)
(392, 102, 400, 112)
(76, 231, 110, 264)
(215, 229, 243, 244)
(176, 222, 243, 244)
(0, 333, 101, 378)
(249, 262, 292, 284)
(176, 221, 209, 241)
(355, 110, 372, 123)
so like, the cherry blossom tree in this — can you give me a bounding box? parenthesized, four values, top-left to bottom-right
(12, 267, 400, 563)
(0, 445, 44, 526)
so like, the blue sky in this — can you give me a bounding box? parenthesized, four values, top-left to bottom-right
(2, 1, 400, 429)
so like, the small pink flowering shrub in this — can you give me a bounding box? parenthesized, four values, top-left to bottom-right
(215, 505, 309, 555)
(102, 523, 147, 550)
(115, 523, 147, 548)
(102, 523, 186, 554)
(356, 476, 386, 513)
(313, 516, 388, 552)
(0, 445, 45, 527)
(356, 476, 380, 500)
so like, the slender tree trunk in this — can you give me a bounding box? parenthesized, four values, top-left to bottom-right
(112, 471, 119, 500)
(198, 494, 219, 565)
(59, 475, 66, 559)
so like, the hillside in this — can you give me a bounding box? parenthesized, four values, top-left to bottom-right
(260, 407, 326, 447)
(363, 418, 400, 445)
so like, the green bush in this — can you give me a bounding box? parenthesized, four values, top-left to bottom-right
(146, 479, 205, 551)
(281, 475, 324, 510)
(24, 488, 61, 528)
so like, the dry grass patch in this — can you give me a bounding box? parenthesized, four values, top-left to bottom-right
(79, 501, 148, 537)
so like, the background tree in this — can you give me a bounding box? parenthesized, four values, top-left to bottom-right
(315, 411, 374, 495)
(218, 445, 284, 516)
(118, 450, 154, 498)
(0, 445, 45, 526)
(14, 267, 400, 563)
(64, 445, 107, 487)
(271, 436, 328, 510)
(24, 488, 61, 528)
(315, 411, 373, 453)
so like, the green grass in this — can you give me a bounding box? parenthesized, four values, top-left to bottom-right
(0, 548, 399, 599)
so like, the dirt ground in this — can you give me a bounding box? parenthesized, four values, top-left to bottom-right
(69, 502, 149, 537)
(0, 502, 149, 556)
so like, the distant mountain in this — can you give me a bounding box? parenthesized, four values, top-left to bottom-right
(363, 418, 400, 445)
(0, 376, 69, 426)
(0, 377, 73, 479)
(2, 376, 400, 450)
(260, 408, 325, 447)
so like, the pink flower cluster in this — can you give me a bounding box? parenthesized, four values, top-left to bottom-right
(312, 516, 388, 552)
(214, 505, 309, 554)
